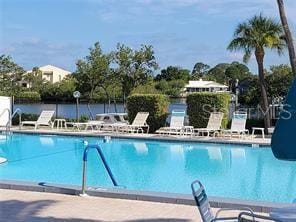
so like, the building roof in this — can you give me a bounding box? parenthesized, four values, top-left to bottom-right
(26, 65, 71, 75)
(185, 80, 228, 88)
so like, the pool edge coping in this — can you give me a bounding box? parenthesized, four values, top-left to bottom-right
(0, 179, 294, 213)
(7, 129, 271, 147)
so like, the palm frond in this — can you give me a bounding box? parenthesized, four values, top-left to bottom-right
(243, 49, 252, 63)
(228, 13, 286, 61)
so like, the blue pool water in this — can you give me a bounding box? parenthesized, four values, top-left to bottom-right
(0, 133, 295, 203)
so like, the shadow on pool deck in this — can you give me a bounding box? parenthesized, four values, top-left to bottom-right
(0, 199, 193, 222)
(0, 199, 55, 221)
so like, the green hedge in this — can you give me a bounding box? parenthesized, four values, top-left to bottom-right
(187, 93, 230, 128)
(0, 91, 41, 103)
(15, 91, 41, 102)
(126, 94, 169, 132)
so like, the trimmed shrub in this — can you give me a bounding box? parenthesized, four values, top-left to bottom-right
(16, 91, 41, 103)
(187, 93, 230, 128)
(126, 94, 169, 132)
(0, 91, 41, 103)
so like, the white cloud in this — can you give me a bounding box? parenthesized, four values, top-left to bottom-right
(93, 0, 296, 23)
(0, 38, 85, 71)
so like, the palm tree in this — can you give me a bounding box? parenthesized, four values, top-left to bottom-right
(228, 14, 286, 131)
(276, 0, 296, 75)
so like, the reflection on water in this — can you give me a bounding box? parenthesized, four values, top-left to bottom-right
(208, 147, 222, 160)
(1, 134, 296, 203)
(39, 137, 54, 146)
(133, 143, 149, 155)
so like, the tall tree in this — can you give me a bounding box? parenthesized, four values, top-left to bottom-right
(225, 62, 252, 92)
(205, 63, 230, 84)
(238, 76, 260, 106)
(225, 62, 252, 81)
(73, 42, 111, 101)
(0, 55, 24, 92)
(155, 66, 190, 81)
(191, 62, 210, 79)
(228, 14, 286, 130)
(277, 0, 296, 75)
(112, 43, 158, 105)
(266, 64, 293, 99)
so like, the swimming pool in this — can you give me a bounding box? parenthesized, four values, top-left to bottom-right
(0, 133, 295, 203)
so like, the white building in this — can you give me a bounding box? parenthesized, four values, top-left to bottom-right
(22, 65, 71, 87)
(182, 79, 229, 96)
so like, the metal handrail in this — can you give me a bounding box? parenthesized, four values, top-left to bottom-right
(0, 108, 11, 136)
(0, 108, 10, 119)
(81, 144, 118, 195)
(7, 108, 22, 131)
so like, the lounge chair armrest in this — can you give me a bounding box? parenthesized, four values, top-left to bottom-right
(21, 121, 37, 124)
(194, 128, 208, 132)
(211, 216, 239, 221)
(215, 207, 254, 218)
(238, 212, 282, 222)
(129, 125, 146, 127)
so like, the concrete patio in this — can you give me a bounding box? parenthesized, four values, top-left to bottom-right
(0, 189, 216, 222)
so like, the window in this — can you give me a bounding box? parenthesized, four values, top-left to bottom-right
(43, 72, 53, 83)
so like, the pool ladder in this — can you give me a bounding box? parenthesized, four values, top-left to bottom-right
(81, 144, 118, 195)
(0, 108, 22, 137)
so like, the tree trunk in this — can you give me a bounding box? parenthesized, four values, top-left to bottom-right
(277, 0, 296, 75)
(255, 49, 271, 131)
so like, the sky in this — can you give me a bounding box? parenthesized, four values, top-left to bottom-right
(0, 0, 296, 74)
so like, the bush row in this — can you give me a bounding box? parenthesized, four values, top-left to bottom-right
(0, 91, 41, 103)
(126, 94, 169, 132)
(187, 93, 231, 128)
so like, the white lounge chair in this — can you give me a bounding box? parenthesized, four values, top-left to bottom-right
(191, 180, 255, 222)
(95, 113, 128, 132)
(118, 112, 149, 133)
(21, 110, 55, 130)
(156, 110, 192, 135)
(156, 110, 185, 135)
(84, 120, 106, 131)
(194, 112, 224, 137)
(222, 112, 249, 138)
(191, 180, 280, 221)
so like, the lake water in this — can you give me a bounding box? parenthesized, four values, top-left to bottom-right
(14, 102, 187, 119)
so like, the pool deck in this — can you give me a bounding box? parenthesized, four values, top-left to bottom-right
(6, 127, 271, 146)
(0, 188, 263, 222)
